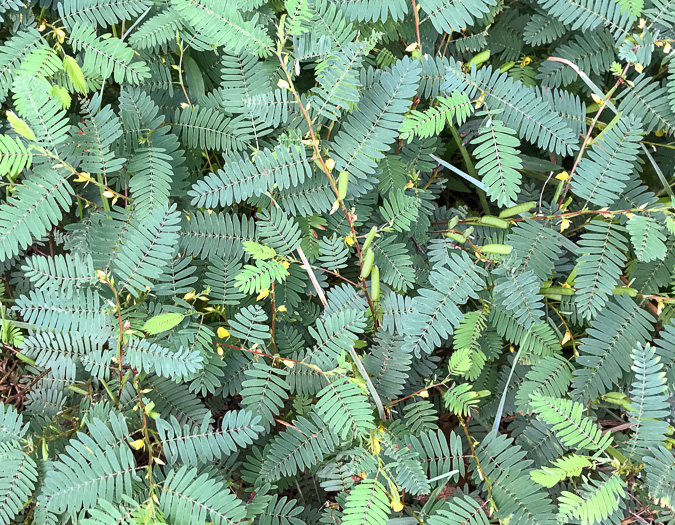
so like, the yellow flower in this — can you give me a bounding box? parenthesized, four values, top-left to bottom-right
(129, 439, 145, 450)
(325, 158, 336, 171)
(103, 190, 114, 199)
(95, 270, 107, 283)
(591, 93, 603, 104)
(520, 56, 532, 66)
(405, 42, 418, 52)
(405, 180, 414, 189)
(217, 327, 230, 339)
(370, 434, 381, 455)
(183, 290, 196, 301)
(277, 79, 290, 90)
(418, 390, 429, 398)
(73, 172, 92, 182)
(282, 260, 290, 270)
(257, 288, 270, 301)
(555, 171, 569, 181)
(277, 305, 287, 312)
(55, 27, 66, 44)
(634, 63, 644, 74)
(216, 345, 224, 356)
(560, 218, 571, 233)
(282, 359, 295, 369)
(390, 496, 404, 512)
(344, 236, 355, 246)
(664, 42, 672, 54)
(561, 282, 571, 288)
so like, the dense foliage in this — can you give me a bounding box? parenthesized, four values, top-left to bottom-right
(0, 0, 675, 524)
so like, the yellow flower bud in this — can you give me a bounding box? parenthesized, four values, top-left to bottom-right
(217, 327, 230, 339)
(183, 290, 196, 301)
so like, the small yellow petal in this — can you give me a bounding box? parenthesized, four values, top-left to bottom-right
(325, 158, 335, 171)
(277, 79, 290, 90)
(129, 439, 144, 450)
(418, 390, 429, 398)
(282, 359, 295, 369)
(520, 56, 532, 66)
(277, 305, 287, 312)
(282, 260, 290, 270)
(257, 288, 270, 301)
(634, 63, 644, 73)
(96, 270, 107, 283)
(405, 180, 414, 189)
(217, 327, 230, 339)
(555, 171, 569, 181)
(344, 236, 355, 246)
(390, 499, 404, 512)
(103, 190, 114, 199)
(183, 290, 196, 301)
(591, 93, 603, 104)
(405, 42, 418, 52)
(560, 218, 571, 233)
(216, 345, 224, 356)
(664, 42, 672, 54)
(561, 282, 571, 288)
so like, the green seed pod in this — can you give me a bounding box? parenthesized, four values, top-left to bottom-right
(446, 232, 466, 243)
(466, 50, 490, 70)
(499, 61, 515, 73)
(479, 216, 510, 229)
(448, 216, 459, 230)
(370, 265, 380, 299)
(360, 247, 375, 279)
(337, 171, 349, 200)
(499, 201, 537, 218)
(480, 243, 513, 255)
(362, 226, 378, 251)
(539, 286, 575, 296)
(612, 286, 637, 297)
